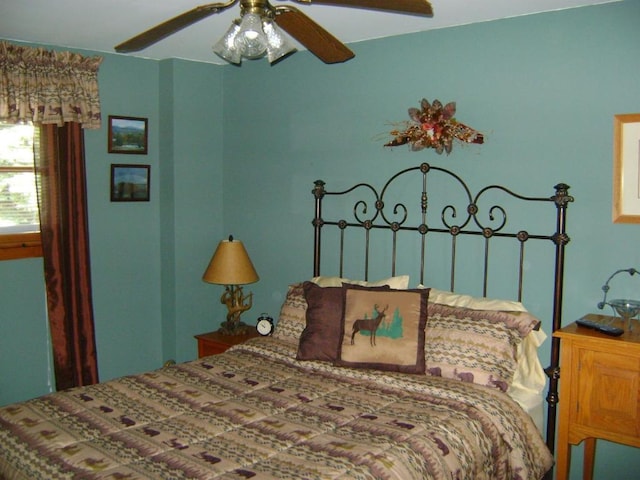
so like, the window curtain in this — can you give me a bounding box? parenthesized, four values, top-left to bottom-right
(0, 41, 102, 128)
(36, 123, 99, 389)
(0, 41, 102, 390)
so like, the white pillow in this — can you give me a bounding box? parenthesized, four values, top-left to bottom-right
(512, 328, 547, 394)
(312, 275, 410, 289)
(429, 287, 527, 312)
(421, 286, 547, 394)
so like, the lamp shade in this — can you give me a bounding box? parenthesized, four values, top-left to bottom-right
(202, 237, 259, 285)
(235, 12, 268, 59)
(263, 20, 296, 63)
(212, 21, 241, 64)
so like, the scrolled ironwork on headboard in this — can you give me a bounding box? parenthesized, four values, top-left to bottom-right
(312, 162, 573, 456)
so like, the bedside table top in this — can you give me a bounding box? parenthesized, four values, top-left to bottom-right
(555, 313, 640, 346)
(195, 330, 260, 345)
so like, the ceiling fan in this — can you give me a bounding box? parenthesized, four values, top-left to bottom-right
(115, 0, 434, 65)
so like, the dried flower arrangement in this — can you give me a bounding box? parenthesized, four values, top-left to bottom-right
(385, 98, 484, 154)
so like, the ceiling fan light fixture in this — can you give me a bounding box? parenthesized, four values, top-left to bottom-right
(235, 12, 268, 59)
(118, 0, 433, 65)
(263, 20, 296, 63)
(212, 21, 242, 64)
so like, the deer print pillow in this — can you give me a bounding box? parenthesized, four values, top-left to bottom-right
(335, 285, 429, 374)
(296, 281, 390, 362)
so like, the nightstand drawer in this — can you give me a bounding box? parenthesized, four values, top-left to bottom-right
(575, 348, 640, 438)
(195, 330, 259, 358)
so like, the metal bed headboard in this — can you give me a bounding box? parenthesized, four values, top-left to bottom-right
(311, 162, 573, 457)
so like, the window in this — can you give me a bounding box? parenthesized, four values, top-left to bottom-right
(0, 122, 42, 260)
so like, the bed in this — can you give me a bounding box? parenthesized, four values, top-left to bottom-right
(0, 163, 571, 479)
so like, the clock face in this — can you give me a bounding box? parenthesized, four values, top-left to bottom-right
(256, 317, 273, 336)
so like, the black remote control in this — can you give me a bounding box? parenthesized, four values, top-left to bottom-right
(575, 317, 624, 337)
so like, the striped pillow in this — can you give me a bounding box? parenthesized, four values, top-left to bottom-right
(425, 303, 540, 392)
(272, 283, 306, 345)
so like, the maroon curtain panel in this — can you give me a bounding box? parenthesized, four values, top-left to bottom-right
(37, 122, 99, 390)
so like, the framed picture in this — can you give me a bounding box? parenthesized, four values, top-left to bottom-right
(108, 115, 148, 154)
(613, 113, 640, 223)
(110, 164, 150, 202)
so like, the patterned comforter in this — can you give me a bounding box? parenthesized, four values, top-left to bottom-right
(0, 337, 553, 479)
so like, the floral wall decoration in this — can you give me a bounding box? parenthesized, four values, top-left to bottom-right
(385, 98, 484, 154)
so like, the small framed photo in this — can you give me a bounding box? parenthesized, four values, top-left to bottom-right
(613, 113, 640, 223)
(108, 115, 148, 154)
(110, 164, 150, 202)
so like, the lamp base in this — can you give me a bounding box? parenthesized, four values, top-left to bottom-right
(217, 319, 253, 336)
(216, 284, 254, 336)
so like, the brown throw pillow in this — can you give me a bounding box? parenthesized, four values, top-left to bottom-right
(335, 286, 429, 374)
(296, 282, 343, 361)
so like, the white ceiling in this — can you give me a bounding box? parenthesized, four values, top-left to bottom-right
(1, 0, 617, 65)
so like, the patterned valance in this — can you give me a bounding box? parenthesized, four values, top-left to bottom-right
(0, 41, 102, 129)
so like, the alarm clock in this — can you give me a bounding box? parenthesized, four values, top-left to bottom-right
(256, 313, 274, 336)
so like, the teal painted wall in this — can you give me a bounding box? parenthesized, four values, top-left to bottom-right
(1, 1, 639, 478)
(166, 59, 226, 359)
(0, 258, 50, 400)
(84, 54, 164, 382)
(222, 0, 640, 327)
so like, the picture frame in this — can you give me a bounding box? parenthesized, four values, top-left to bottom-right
(613, 113, 640, 223)
(108, 115, 148, 154)
(110, 164, 150, 202)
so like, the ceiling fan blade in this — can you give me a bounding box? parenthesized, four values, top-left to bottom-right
(115, 1, 238, 53)
(274, 6, 354, 64)
(289, 0, 433, 16)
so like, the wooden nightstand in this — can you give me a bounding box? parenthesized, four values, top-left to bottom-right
(554, 314, 640, 480)
(194, 330, 260, 358)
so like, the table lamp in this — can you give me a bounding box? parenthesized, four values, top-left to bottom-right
(202, 235, 259, 335)
(597, 267, 640, 332)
